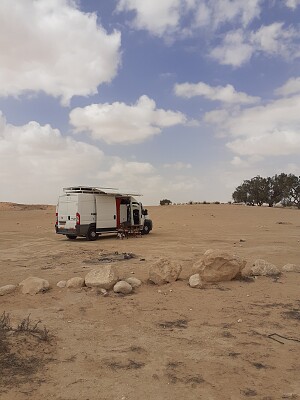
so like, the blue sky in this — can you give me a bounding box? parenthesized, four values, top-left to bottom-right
(0, 0, 300, 205)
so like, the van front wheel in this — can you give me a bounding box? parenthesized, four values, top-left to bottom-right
(86, 227, 97, 241)
(142, 224, 150, 234)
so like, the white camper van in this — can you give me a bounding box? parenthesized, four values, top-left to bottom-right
(55, 186, 152, 240)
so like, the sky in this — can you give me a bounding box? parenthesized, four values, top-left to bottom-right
(0, 0, 300, 205)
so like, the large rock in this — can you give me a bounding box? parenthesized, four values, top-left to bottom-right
(192, 249, 246, 283)
(250, 259, 280, 276)
(125, 277, 142, 288)
(113, 281, 133, 294)
(149, 258, 182, 285)
(85, 265, 118, 289)
(282, 263, 300, 273)
(19, 277, 50, 295)
(66, 277, 85, 288)
(0, 285, 17, 296)
(188, 274, 204, 288)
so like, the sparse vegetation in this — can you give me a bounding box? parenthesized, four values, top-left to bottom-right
(0, 312, 52, 391)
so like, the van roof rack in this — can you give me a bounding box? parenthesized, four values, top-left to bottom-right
(63, 186, 141, 196)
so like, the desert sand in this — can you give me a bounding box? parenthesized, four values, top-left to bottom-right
(0, 203, 299, 400)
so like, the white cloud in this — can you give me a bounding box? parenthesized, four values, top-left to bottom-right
(174, 81, 260, 104)
(250, 22, 297, 56)
(210, 23, 299, 67)
(69, 95, 187, 144)
(0, 0, 121, 105)
(275, 77, 300, 96)
(193, 0, 262, 29)
(230, 156, 249, 167)
(116, 0, 262, 37)
(285, 0, 300, 9)
(210, 30, 254, 66)
(116, 1, 298, 66)
(163, 162, 192, 170)
(227, 130, 300, 156)
(224, 95, 300, 138)
(116, 0, 182, 36)
(204, 109, 231, 125)
(204, 94, 300, 157)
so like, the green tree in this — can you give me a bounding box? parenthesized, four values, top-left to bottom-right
(266, 173, 289, 207)
(232, 184, 248, 203)
(247, 176, 268, 206)
(160, 199, 172, 205)
(285, 175, 300, 208)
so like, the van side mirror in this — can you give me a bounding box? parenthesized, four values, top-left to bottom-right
(143, 209, 148, 216)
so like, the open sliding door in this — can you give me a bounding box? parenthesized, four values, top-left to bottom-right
(96, 196, 117, 231)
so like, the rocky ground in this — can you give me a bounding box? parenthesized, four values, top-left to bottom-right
(0, 203, 299, 400)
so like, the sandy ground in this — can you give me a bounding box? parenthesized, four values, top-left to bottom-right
(0, 203, 299, 400)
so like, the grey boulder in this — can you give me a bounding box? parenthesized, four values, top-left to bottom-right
(66, 277, 85, 288)
(282, 263, 300, 273)
(192, 249, 246, 282)
(19, 277, 50, 295)
(250, 259, 280, 276)
(113, 281, 133, 294)
(85, 265, 118, 290)
(188, 274, 204, 288)
(149, 258, 182, 285)
(0, 284, 17, 296)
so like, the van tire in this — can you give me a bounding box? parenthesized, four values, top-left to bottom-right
(86, 227, 97, 241)
(142, 224, 150, 234)
(66, 235, 77, 240)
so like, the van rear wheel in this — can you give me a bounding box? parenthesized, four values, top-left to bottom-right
(66, 235, 77, 240)
(86, 227, 97, 241)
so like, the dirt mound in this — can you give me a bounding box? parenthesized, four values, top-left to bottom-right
(0, 202, 54, 211)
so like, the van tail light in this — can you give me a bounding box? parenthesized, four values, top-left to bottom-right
(76, 212, 80, 225)
(55, 212, 58, 226)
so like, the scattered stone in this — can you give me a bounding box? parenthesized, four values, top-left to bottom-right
(239, 239, 246, 242)
(66, 277, 85, 288)
(97, 288, 108, 297)
(0, 284, 17, 296)
(282, 394, 298, 399)
(192, 249, 246, 282)
(113, 281, 133, 294)
(19, 276, 50, 295)
(250, 259, 280, 276)
(188, 274, 204, 288)
(57, 280, 67, 288)
(85, 265, 119, 289)
(149, 258, 182, 285)
(282, 263, 300, 273)
(125, 277, 142, 288)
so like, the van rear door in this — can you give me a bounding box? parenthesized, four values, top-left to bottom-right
(58, 194, 78, 230)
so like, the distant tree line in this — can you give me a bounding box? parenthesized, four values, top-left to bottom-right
(232, 173, 300, 208)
